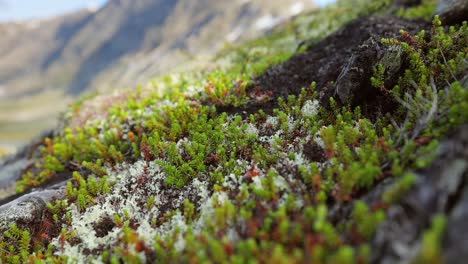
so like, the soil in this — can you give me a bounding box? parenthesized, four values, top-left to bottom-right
(219, 16, 428, 118)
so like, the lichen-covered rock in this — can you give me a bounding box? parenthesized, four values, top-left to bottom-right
(436, 0, 468, 25)
(0, 188, 64, 229)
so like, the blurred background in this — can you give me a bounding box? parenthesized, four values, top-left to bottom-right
(0, 0, 334, 157)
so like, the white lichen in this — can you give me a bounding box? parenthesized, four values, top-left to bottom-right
(265, 116, 279, 127)
(245, 123, 259, 136)
(301, 100, 320, 117)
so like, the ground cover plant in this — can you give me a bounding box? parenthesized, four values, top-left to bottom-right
(0, 0, 467, 263)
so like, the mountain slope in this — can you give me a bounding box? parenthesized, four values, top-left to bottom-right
(0, 0, 316, 97)
(0, 0, 316, 151)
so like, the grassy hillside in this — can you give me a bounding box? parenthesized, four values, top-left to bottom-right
(0, 0, 467, 263)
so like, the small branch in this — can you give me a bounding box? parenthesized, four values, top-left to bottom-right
(409, 80, 419, 90)
(69, 161, 82, 169)
(394, 95, 412, 110)
(439, 47, 458, 82)
(423, 76, 439, 125)
(410, 77, 438, 140)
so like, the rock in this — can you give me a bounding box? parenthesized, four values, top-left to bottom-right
(0, 187, 65, 229)
(0, 130, 53, 201)
(235, 16, 427, 118)
(444, 186, 468, 264)
(370, 125, 468, 263)
(392, 0, 422, 7)
(0, 158, 29, 200)
(333, 37, 404, 115)
(436, 0, 468, 25)
(0, 128, 74, 231)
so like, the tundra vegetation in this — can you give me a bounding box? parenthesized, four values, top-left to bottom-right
(0, 0, 467, 263)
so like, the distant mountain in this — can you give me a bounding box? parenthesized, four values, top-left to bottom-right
(0, 0, 316, 98)
(0, 0, 316, 152)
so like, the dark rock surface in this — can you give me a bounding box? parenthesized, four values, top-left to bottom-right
(369, 125, 468, 263)
(392, 0, 423, 7)
(436, 0, 468, 25)
(228, 16, 427, 117)
(444, 181, 468, 263)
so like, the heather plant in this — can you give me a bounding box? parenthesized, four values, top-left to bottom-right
(0, 224, 31, 263)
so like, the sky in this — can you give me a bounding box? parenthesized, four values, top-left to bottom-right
(315, 0, 336, 6)
(0, 0, 108, 22)
(0, 0, 336, 22)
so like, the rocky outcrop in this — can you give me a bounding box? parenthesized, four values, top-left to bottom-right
(436, 0, 468, 25)
(226, 16, 427, 118)
(0, 187, 65, 229)
(0, 130, 53, 201)
(392, 0, 423, 7)
(370, 124, 468, 263)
